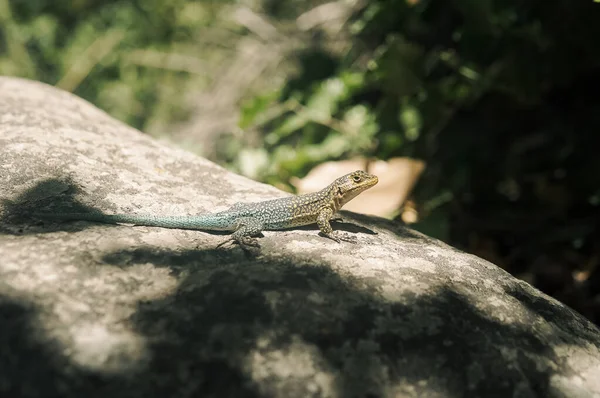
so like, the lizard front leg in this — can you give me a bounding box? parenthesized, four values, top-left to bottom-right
(317, 208, 357, 243)
(216, 217, 264, 249)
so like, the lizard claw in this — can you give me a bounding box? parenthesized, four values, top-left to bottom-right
(319, 231, 358, 244)
(238, 236, 260, 248)
(336, 232, 358, 244)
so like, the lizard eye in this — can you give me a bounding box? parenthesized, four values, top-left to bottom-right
(352, 175, 362, 182)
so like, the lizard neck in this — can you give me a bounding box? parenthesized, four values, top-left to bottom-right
(330, 186, 342, 212)
(319, 183, 342, 212)
(331, 180, 368, 210)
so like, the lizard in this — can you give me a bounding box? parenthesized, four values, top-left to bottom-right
(34, 170, 378, 248)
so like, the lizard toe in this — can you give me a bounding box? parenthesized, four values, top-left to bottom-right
(238, 236, 261, 248)
(320, 231, 358, 244)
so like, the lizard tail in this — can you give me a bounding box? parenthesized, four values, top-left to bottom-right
(33, 212, 235, 231)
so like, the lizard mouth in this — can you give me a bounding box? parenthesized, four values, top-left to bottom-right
(359, 175, 379, 190)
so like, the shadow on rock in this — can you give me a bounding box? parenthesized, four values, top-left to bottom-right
(94, 246, 579, 397)
(1, 177, 108, 235)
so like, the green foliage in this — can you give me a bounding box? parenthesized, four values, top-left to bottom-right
(239, 1, 504, 181)
(0, 0, 231, 130)
(238, 0, 600, 216)
(238, 67, 380, 180)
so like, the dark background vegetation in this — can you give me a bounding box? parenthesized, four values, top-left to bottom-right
(2, 0, 600, 324)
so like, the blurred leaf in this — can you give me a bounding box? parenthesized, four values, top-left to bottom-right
(398, 101, 422, 142)
(237, 147, 270, 180)
(239, 90, 280, 129)
(451, 0, 495, 34)
(372, 34, 424, 96)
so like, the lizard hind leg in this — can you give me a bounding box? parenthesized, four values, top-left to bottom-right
(216, 217, 264, 249)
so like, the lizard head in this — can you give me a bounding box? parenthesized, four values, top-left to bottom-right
(334, 170, 378, 208)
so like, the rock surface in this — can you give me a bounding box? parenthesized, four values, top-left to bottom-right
(1, 77, 600, 398)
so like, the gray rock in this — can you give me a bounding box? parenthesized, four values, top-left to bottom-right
(1, 76, 599, 398)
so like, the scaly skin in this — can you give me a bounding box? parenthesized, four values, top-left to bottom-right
(35, 170, 379, 247)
